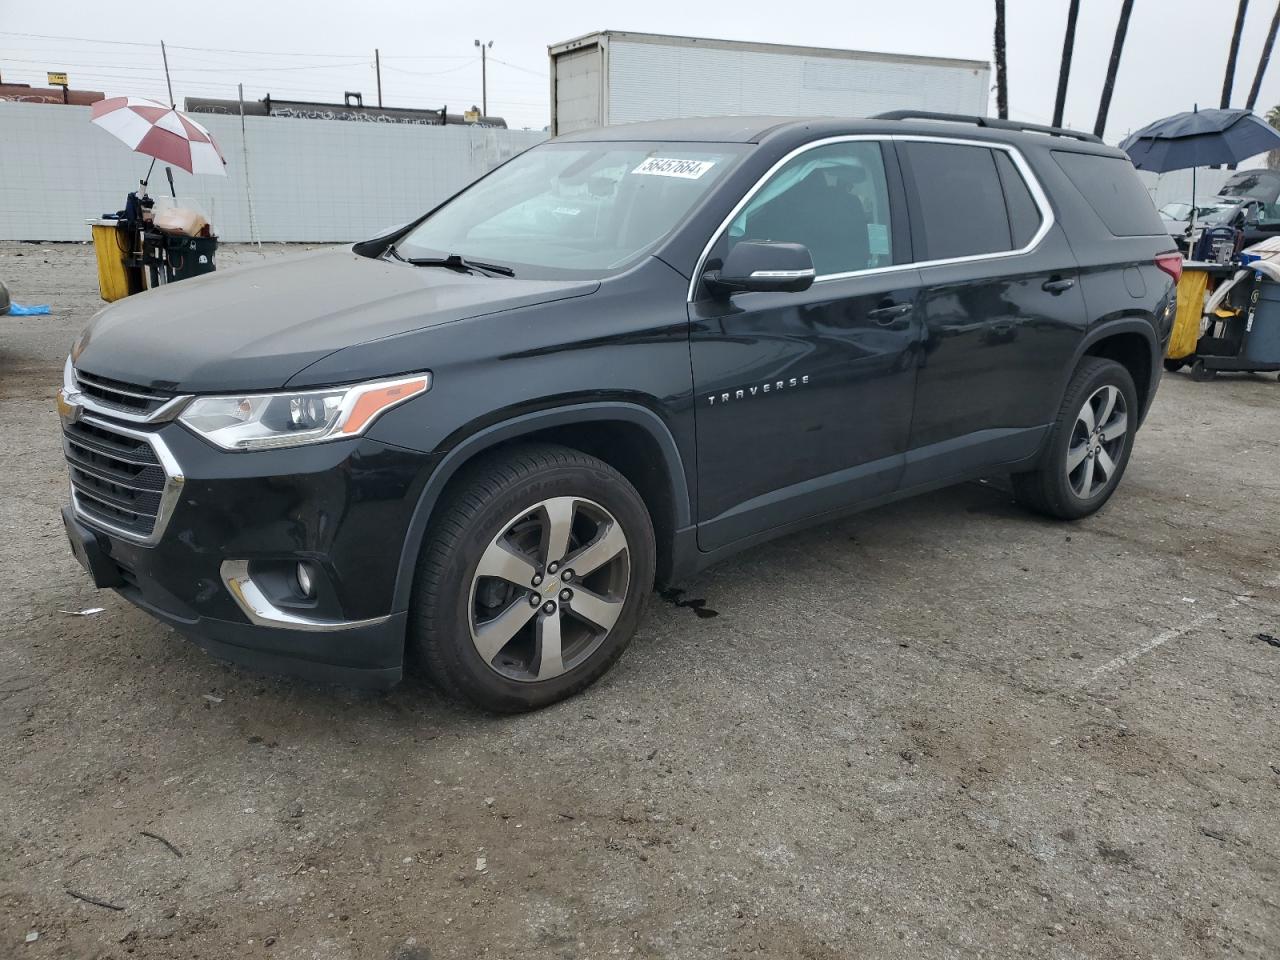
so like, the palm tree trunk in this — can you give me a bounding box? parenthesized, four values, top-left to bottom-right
(994, 0, 1009, 120)
(1246, 1, 1280, 110)
(1094, 0, 1136, 139)
(1222, 0, 1251, 108)
(1053, 0, 1082, 128)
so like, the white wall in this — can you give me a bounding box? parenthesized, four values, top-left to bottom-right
(0, 102, 546, 242)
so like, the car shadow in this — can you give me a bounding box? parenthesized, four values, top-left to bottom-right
(123, 477, 1056, 728)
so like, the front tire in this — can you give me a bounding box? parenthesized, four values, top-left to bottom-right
(410, 443, 655, 713)
(1012, 357, 1138, 520)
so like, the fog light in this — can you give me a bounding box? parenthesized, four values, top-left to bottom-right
(296, 562, 315, 599)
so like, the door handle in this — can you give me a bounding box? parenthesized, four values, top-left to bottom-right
(1042, 277, 1075, 294)
(868, 302, 913, 325)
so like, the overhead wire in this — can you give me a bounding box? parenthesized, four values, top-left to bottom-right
(1, 30, 502, 63)
(488, 57, 548, 78)
(0, 30, 368, 59)
(381, 62, 476, 78)
(0, 28, 552, 125)
(1, 56, 371, 73)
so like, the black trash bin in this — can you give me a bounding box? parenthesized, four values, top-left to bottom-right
(1192, 272, 1280, 378)
(164, 235, 217, 283)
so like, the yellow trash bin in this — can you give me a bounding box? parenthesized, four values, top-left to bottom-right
(89, 219, 131, 303)
(1167, 268, 1209, 360)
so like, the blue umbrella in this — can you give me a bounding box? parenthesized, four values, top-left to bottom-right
(1121, 108, 1280, 243)
(1119, 108, 1280, 171)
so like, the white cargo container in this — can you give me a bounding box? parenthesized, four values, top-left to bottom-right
(548, 31, 991, 136)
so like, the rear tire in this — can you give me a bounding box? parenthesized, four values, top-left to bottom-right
(409, 443, 655, 713)
(1012, 357, 1138, 521)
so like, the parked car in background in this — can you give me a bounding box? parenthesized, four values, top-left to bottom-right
(1204, 196, 1280, 248)
(1159, 197, 1278, 253)
(1159, 201, 1195, 248)
(1217, 167, 1280, 205)
(59, 112, 1179, 712)
(1159, 170, 1280, 253)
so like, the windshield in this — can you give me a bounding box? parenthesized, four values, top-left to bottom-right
(395, 142, 747, 278)
(1202, 201, 1255, 225)
(1218, 171, 1280, 202)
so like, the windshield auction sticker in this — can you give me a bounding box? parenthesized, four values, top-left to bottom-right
(631, 157, 716, 179)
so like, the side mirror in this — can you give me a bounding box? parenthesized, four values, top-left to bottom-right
(705, 240, 815, 295)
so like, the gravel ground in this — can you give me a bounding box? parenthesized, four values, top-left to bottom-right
(2, 242, 1279, 960)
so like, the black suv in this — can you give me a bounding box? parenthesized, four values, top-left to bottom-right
(60, 113, 1180, 712)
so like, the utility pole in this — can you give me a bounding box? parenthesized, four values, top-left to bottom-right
(160, 40, 174, 108)
(1052, 0, 1081, 128)
(1094, 0, 1136, 140)
(375, 49, 383, 107)
(1223, 0, 1251, 108)
(993, 0, 1008, 120)
(475, 39, 492, 117)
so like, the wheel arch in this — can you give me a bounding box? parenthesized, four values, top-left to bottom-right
(1071, 318, 1160, 423)
(390, 402, 692, 613)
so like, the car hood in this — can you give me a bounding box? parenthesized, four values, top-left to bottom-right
(73, 247, 598, 393)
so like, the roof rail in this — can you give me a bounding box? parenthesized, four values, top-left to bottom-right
(873, 110, 1103, 144)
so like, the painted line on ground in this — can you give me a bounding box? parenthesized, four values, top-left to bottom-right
(1076, 600, 1238, 689)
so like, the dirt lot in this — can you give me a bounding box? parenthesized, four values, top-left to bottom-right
(2, 241, 1279, 960)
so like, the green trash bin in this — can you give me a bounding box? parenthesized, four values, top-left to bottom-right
(164, 235, 217, 283)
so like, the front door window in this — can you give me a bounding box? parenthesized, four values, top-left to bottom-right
(724, 141, 896, 277)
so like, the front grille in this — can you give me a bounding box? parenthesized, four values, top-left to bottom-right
(74, 369, 174, 416)
(63, 417, 171, 540)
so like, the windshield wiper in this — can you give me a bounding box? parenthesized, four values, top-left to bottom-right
(389, 248, 514, 277)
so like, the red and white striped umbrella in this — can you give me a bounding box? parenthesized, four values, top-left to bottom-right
(90, 97, 227, 176)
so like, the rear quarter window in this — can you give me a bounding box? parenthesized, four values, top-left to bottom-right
(993, 150, 1042, 248)
(1052, 151, 1166, 237)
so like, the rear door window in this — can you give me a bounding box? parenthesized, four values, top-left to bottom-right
(1052, 151, 1167, 237)
(901, 142, 1013, 260)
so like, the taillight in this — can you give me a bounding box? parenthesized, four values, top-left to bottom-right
(1155, 252, 1183, 284)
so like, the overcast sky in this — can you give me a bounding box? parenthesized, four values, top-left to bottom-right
(2, 0, 1278, 142)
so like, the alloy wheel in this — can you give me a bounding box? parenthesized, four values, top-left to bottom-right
(468, 496, 630, 682)
(1066, 384, 1128, 499)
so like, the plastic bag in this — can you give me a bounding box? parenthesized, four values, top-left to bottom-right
(153, 205, 209, 237)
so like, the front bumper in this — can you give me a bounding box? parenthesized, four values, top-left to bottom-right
(61, 420, 439, 689)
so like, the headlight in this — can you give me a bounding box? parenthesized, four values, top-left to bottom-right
(178, 374, 430, 451)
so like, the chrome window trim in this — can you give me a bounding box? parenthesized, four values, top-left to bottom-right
(220, 560, 392, 632)
(686, 133, 1055, 302)
(67, 414, 185, 547)
(63, 357, 192, 425)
